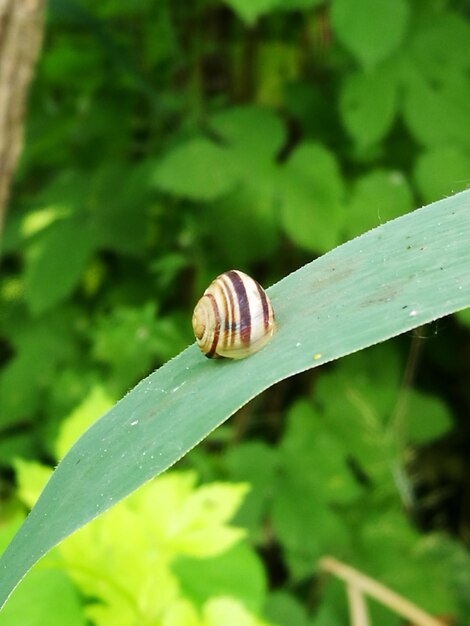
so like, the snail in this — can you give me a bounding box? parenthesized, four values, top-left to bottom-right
(192, 270, 276, 359)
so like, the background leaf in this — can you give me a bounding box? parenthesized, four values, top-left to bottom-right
(174, 543, 266, 613)
(344, 170, 412, 240)
(154, 139, 237, 201)
(404, 390, 452, 444)
(280, 143, 343, 252)
(25, 216, 96, 315)
(222, 0, 281, 25)
(414, 146, 470, 203)
(331, 0, 409, 68)
(339, 64, 398, 148)
(402, 70, 470, 148)
(0, 568, 86, 626)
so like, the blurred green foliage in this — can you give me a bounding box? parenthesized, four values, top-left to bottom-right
(1, 0, 470, 623)
(1, 418, 267, 625)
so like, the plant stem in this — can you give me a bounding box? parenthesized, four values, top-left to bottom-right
(320, 557, 445, 626)
(346, 583, 370, 626)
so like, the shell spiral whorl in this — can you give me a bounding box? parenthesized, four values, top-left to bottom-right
(192, 270, 276, 359)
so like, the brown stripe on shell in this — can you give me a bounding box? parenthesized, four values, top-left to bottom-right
(226, 270, 251, 345)
(219, 273, 235, 349)
(205, 293, 221, 358)
(255, 279, 271, 330)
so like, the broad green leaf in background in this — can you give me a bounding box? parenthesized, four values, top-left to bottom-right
(224, 442, 277, 537)
(278, 0, 324, 8)
(56, 386, 115, 460)
(0, 434, 35, 466)
(404, 391, 452, 444)
(279, 400, 360, 506)
(221, 0, 281, 26)
(264, 591, 312, 626)
(89, 162, 151, 256)
(54, 474, 251, 626)
(338, 9, 470, 152)
(311, 342, 454, 491)
(339, 64, 398, 148)
(280, 143, 344, 252)
(408, 13, 470, 74)
(153, 107, 284, 203)
(0, 514, 85, 626)
(198, 597, 273, 626)
(0, 311, 76, 430)
(1, 190, 469, 609)
(92, 303, 189, 394)
(271, 400, 355, 577)
(343, 170, 413, 240)
(153, 138, 237, 201)
(202, 108, 283, 262)
(174, 543, 266, 613)
(331, 0, 409, 69)
(25, 215, 96, 315)
(13, 457, 258, 626)
(457, 307, 470, 329)
(198, 108, 283, 263)
(154, 107, 283, 263)
(402, 71, 470, 149)
(204, 188, 280, 265)
(14, 461, 52, 510)
(221, 0, 324, 25)
(209, 106, 284, 160)
(414, 146, 470, 204)
(357, 510, 457, 619)
(19, 162, 152, 316)
(401, 15, 470, 149)
(0, 569, 86, 626)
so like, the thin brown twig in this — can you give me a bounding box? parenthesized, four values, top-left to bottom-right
(347, 583, 370, 626)
(320, 557, 445, 626)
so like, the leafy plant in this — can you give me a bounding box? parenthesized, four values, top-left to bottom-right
(1, 189, 469, 612)
(1, 0, 470, 623)
(0, 391, 272, 626)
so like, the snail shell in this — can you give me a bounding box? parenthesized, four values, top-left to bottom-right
(192, 270, 276, 359)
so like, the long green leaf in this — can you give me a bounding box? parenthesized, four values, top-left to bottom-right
(1, 190, 469, 608)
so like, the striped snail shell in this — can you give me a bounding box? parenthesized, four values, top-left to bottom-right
(192, 270, 276, 359)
